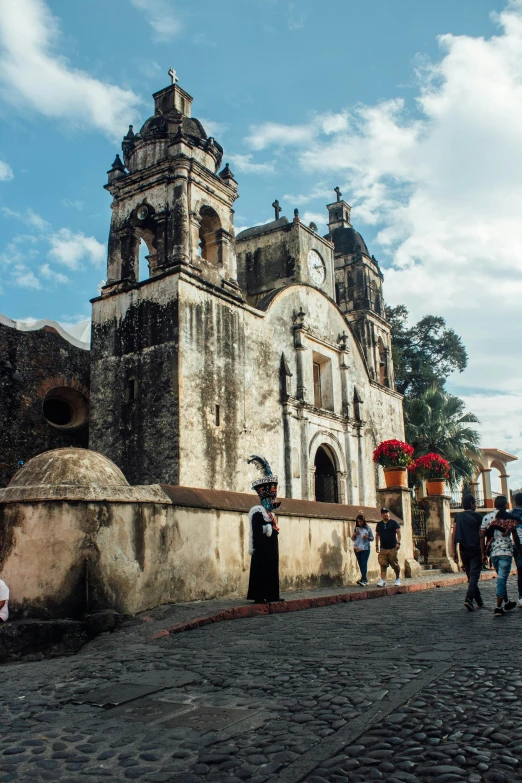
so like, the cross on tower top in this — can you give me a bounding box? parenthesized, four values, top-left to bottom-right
(334, 186, 342, 202)
(168, 67, 179, 85)
(272, 199, 282, 220)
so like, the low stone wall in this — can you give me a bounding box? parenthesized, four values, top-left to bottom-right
(0, 486, 417, 618)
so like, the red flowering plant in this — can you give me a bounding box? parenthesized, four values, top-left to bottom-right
(372, 439, 414, 469)
(413, 453, 450, 480)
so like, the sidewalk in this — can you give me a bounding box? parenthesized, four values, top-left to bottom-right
(131, 568, 499, 642)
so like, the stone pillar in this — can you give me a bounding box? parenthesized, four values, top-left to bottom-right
(344, 429, 355, 504)
(219, 229, 238, 283)
(189, 212, 202, 265)
(482, 469, 493, 509)
(357, 426, 366, 505)
(106, 207, 122, 284)
(282, 402, 293, 499)
(337, 470, 347, 504)
(169, 165, 190, 265)
(422, 494, 458, 572)
(119, 227, 139, 283)
(309, 465, 316, 501)
(293, 311, 308, 402)
(299, 408, 310, 500)
(377, 487, 421, 579)
(500, 473, 510, 506)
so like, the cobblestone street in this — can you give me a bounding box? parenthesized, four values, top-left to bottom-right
(1, 578, 522, 783)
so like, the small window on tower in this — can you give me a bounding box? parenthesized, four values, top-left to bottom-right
(125, 378, 138, 402)
(215, 404, 220, 426)
(313, 362, 322, 408)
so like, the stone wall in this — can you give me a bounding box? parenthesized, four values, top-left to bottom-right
(0, 486, 415, 619)
(90, 274, 180, 486)
(0, 320, 90, 487)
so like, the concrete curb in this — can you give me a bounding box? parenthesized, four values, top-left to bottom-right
(150, 571, 499, 640)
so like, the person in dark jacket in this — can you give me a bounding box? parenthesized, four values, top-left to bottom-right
(452, 494, 484, 611)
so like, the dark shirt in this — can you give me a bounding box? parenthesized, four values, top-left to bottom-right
(376, 519, 400, 549)
(454, 510, 482, 553)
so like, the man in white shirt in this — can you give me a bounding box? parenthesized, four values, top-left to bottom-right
(0, 579, 9, 622)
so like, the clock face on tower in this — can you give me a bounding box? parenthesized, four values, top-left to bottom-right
(307, 249, 326, 285)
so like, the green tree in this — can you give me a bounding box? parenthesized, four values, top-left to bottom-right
(404, 385, 481, 487)
(387, 305, 468, 396)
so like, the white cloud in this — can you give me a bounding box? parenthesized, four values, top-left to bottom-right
(0, 0, 142, 139)
(199, 117, 228, 138)
(130, 0, 182, 42)
(246, 112, 349, 151)
(228, 153, 275, 175)
(301, 211, 327, 229)
(245, 1, 522, 488)
(1, 207, 51, 231)
(247, 121, 315, 151)
(40, 262, 69, 284)
(12, 264, 41, 290)
(0, 160, 13, 180)
(283, 183, 333, 207)
(61, 198, 83, 211)
(287, 2, 307, 30)
(48, 228, 105, 269)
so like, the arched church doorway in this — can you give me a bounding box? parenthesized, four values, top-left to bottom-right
(314, 446, 339, 503)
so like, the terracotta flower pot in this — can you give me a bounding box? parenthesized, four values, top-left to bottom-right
(383, 467, 408, 488)
(426, 479, 447, 496)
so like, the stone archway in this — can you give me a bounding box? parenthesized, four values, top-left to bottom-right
(308, 431, 347, 504)
(314, 445, 339, 503)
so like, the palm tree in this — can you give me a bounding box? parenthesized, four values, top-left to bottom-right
(404, 385, 481, 487)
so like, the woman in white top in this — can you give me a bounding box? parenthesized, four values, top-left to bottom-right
(351, 514, 374, 587)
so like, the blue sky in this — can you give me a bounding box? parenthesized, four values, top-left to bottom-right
(2, 0, 522, 485)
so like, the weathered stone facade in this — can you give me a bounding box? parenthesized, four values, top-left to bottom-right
(0, 316, 90, 487)
(89, 76, 404, 504)
(0, 449, 419, 618)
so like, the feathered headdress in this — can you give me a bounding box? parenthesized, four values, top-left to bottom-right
(247, 454, 278, 489)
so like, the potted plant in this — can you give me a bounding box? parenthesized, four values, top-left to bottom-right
(413, 453, 450, 495)
(373, 439, 414, 488)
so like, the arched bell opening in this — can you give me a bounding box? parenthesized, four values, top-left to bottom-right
(137, 229, 157, 280)
(199, 206, 222, 265)
(314, 445, 339, 503)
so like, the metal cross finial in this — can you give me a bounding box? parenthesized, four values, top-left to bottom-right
(272, 199, 281, 220)
(168, 67, 179, 85)
(334, 186, 342, 202)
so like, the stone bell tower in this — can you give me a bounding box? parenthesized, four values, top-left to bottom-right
(89, 71, 240, 485)
(103, 69, 240, 293)
(327, 188, 395, 388)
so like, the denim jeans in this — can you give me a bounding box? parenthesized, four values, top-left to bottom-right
(491, 555, 513, 601)
(459, 547, 483, 605)
(515, 555, 522, 599)
(355, 549, 370, 581)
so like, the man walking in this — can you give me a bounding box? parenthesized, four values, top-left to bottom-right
(480, 495, 517, 617)
(509, 492, 522, 607)
(375, 507, 401, 587)
(452, 494, 483, 611)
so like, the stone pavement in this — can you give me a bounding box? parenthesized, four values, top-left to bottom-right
(1, 575, 522, 783)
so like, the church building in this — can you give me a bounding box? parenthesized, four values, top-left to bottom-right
(1, 73, 404, 507)
(0, 74, 424, 618)
(89, 74, 404, 504)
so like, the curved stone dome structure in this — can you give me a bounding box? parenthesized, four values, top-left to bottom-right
(9, 448, 129, 489)
(1, 448, 169, 503)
